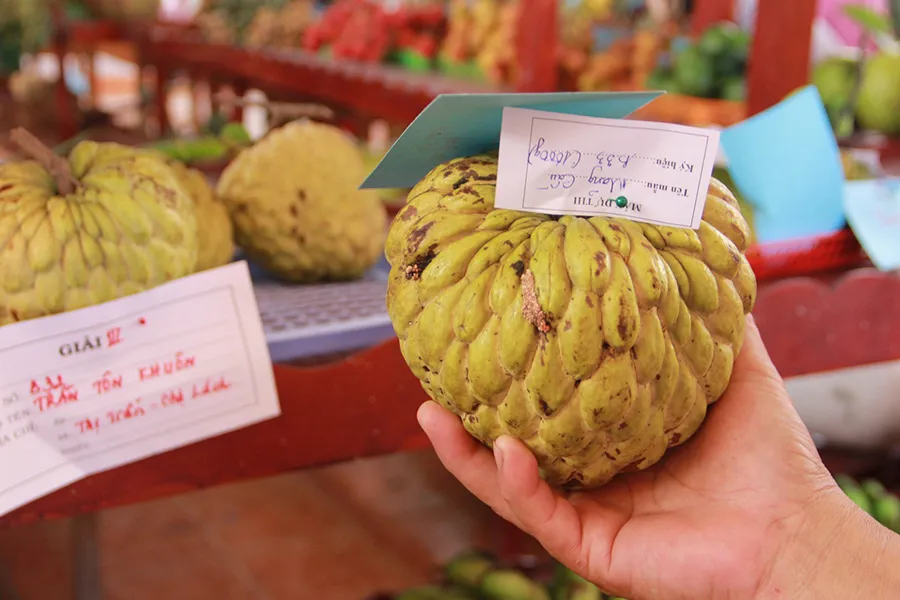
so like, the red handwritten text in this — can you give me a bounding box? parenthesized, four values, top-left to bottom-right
(161, 388, 185, 407)
(30, 375, 79, 413)
(107, 399, 146, 425)
(192, 376, 232, 399)
(106, 327, 124, 348)
(75, 417, 100, 434)
(138, 352, 196, 382)
(92, 371, 123, 396)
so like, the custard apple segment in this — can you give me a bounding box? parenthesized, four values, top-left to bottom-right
(386, 153, 758, 490)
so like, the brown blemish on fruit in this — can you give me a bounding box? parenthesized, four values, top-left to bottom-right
(289, 205, 298, 217)
(511, 260, 525, 277)
(564, 320, 572, 331)
(521, 270, 551, 333)
(585, 295, 594, 308)
(400, 206, 418, 221)
(593, 251, 606, 276)
(407, 221, 434, 252)
(538, 398, 550, 414)
(405, 245, 437, 280)
(297, 189, 307, 201)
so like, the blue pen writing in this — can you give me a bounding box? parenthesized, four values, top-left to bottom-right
(528, 137, 582, 168)
(588, 167, 628, 194)
(596, 151, 637, 170)
(538, 173, 577, 191)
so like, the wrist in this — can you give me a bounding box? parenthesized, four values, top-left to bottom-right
(759, 487, 900, 600)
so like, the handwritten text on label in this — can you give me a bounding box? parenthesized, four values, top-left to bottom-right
(0, 261, 281, 519)
(495, 107, 720, 229)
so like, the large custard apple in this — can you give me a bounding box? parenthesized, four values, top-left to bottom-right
(216, 120, 388, 282)
(165, 159, 235, 272)
(0, 136, 198, 326)
(385, 154, 757, 489)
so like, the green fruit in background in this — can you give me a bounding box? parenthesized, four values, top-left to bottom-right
(673, 45, 716, 97)
(836, 474, 874, 514)
(444, 550, 495, 590)
(645, 68, 671, 91)
(720, 76, 747, 101)
(698, 24, 731, 57)
(480, 570, 551, 600)
(856, 51, 900, 135)
(812, 56, 858, 114)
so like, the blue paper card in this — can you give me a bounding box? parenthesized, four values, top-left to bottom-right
(844, 177, 900, 271)
(360, 91, 662, 190)
(719, 85, 846, 244)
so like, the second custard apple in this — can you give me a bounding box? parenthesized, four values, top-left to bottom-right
(216, 120, 388, 282)
(164, 159, 235, 271)
(0, 138, 198, 326)
(385, 155, 757, 489)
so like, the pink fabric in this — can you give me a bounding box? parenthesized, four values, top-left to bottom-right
(817, 0, 888, 45)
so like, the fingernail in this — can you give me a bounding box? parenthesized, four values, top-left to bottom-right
(494, 438, 506, 470)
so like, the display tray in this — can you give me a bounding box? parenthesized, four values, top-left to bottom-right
(248, 257, 396, 363)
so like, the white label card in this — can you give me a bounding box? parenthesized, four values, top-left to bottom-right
(495, 107, 721, 229)
(0, 261, 281, 517)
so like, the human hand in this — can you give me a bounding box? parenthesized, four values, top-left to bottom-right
(417, 316, 900, 599)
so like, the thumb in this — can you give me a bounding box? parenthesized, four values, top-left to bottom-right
(730, 314, 785, 390)
(493, 436, 584, 561)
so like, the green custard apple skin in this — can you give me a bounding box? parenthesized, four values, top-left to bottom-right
(216, 120, 389, 283)
(165, 159, 235, 272)
(385, 154, 757, 489)
(0, 141, 198, 327)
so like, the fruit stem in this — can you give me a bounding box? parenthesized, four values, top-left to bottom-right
(10, 128, 79, 195)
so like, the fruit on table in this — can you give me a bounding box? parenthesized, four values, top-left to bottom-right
(648, 21, 750, 101)
(164, 160, 235, 272)
(385, 155, 757, 489)
(855, 50, 900, 135)
(0, 129, 198, 326)
(837, 474, 900, 532)
(812, 56, 858, 128)
(840, 149, 876, 180)
(216, 120, 388, 283)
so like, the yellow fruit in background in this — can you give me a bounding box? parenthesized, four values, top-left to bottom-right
(216, 120, 388, 283)
(165, 161, 235, 272)
(385, 155, 756, 489)
(0, 133, 198, 326)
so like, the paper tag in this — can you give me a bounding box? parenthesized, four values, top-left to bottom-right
(495, 107, 720, 229)
(0, 261, 280, 517)
(844, 178, 900, 272)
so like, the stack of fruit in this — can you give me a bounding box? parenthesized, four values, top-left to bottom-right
(301, 0, 392, 62)
(646, 21, 750, 101)
(0, 119, 388, 326)
(438, 0, 520, 84)
(379, 550, 615, 600)
(380, 475, 900, 599)
(386, 4, 445, 70)
(575, 27, 671, 92)
(811, 2, 900, 139)
(243, 0, 316, 50)
(0, 0, 51, 75)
